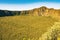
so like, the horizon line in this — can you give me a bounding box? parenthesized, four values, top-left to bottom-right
(0, 2, 60, 11)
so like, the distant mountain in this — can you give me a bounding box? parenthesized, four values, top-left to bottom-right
(0, 6, 60, 18)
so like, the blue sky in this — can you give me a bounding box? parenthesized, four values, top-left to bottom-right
(0, 0, 60, 10)
(0, 0, 60, 4)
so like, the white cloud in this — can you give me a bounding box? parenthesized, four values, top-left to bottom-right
(0, 2, 60, 11)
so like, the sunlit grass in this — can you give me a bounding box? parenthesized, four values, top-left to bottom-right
(0, 16, 58, 40)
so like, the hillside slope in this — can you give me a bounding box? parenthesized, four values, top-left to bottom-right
(0, 16, 57, 40)
(0, 6, 60, 40)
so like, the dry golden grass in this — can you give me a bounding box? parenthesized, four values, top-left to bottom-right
(39, 22, 60, 40)
(0, 16, 58, 40)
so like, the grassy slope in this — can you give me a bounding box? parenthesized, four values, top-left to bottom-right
(0, 16, 57, 40)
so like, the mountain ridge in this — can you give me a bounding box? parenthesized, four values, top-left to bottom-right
(0, 6, 60, 18)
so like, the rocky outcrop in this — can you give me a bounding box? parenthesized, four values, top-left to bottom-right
(0, 6, 60, 18)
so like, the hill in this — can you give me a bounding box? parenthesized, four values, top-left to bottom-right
(0, 16, 58, 40)
(0, 6, 60, 40)
(0, 6, 60, 19)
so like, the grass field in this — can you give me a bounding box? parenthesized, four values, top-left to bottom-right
(0, 16, 58, 40)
